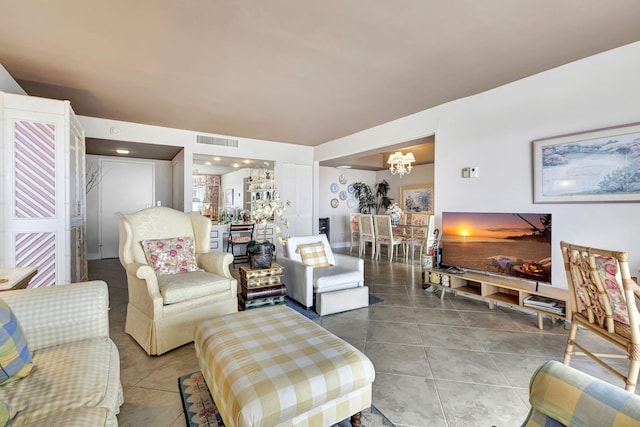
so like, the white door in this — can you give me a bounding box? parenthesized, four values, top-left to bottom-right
(99, 159, 154, 259)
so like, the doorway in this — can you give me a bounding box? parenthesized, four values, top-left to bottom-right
(98, 158, 155, 259)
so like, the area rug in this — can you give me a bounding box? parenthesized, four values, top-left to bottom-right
(179, 371, 395, 427)
(284, 294, 384, 321)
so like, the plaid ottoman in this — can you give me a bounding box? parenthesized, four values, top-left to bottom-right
(194, 305, 375, 427)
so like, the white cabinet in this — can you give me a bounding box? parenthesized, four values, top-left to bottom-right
(210, 224, 227, 252)
(0, 92, 87, 287)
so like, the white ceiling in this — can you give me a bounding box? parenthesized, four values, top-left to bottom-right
(2, 1, 640, 157)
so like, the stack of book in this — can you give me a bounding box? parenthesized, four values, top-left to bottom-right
(523, 295, 565, 315)
(238, 263, 286, 310)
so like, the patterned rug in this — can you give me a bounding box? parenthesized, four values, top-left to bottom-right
(179, 371, 394, 427)
(284, 294, 384, 321)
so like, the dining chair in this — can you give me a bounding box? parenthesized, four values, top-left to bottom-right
(358, 214, 376, 259)
(226, 223, 255, 266)
(373, 215, 404, 263)
(560, 241, 640, 392)
(405, 213, 435, 260)
(349, 213, 360, 253)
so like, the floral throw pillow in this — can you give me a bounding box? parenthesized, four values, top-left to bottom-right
(141, 236, 203, 275)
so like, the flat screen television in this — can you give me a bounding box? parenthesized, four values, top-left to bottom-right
(440, 212, 552, 284)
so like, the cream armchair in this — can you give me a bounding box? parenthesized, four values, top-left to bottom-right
(117, 207, 237, 355)
(279, 234, 368, 315)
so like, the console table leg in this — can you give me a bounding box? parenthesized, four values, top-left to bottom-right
(537, 313, 543, 329)
(350, 411, 362, 427)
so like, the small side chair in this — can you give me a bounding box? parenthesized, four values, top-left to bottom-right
(560, 241, 640, 392)
(226, 223, 254, 266)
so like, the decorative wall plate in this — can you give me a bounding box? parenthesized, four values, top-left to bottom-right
(339, 190, 348, 200)
(339, 174, 347, 185)
(330, 198, 339, 208)
(347, 184, 355, 194)
(347, 199, 357, 208)
(330, 183, 339, 193)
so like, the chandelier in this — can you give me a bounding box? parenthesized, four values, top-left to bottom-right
(387, 151, 415, 177)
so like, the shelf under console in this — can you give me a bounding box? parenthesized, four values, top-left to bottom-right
(423, 268, 570, 330)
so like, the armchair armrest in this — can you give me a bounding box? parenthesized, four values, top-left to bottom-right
(1, 281, 110, 352)
(197, 252, 233, 279)
(124, 262, 163, 317)
(279, 256, 315, 308)
(525, 360, 640, 426)
(334, 253, 364, 272)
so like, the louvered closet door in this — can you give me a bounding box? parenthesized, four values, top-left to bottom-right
(3, 109, 67, 287)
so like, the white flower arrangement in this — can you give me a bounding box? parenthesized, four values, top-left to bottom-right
(386, 202, 403, 216)
(250, 192, 291, 244)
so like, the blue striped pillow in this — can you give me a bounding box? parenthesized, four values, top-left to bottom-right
(0, 298, 33, 385)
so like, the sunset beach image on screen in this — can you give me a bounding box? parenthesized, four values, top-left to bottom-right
(441, 212, 552, 284)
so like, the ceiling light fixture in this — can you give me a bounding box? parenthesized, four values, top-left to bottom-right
(387, 151, 415, 177)
(115, 149, 130, 155)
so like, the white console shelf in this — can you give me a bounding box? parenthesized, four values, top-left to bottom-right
(423, 268, 570, 330)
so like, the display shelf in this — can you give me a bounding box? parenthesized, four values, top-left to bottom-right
(424, 268, 570, 329)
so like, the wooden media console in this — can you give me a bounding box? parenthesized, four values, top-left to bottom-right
(422, 268, 570, 329)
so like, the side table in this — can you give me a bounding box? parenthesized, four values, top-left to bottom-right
(238, 263, 286, 310)
(0, 266, 38, 291)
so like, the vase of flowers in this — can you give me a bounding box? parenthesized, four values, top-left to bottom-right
(248, 192, 291, 269)
(386, 202, 403, 225)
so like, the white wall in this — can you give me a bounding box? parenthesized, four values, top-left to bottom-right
(377, 164, 435, 206)
(318, 167, 376, 246)
(86, 154, 174, 259)
(0, 64, 26, 95)
(318, 164, 435, 247)
(316, 41, 640, 287)
(220, 168, 250, 210)
(172, 150, 185, 211)
(77, 116, 314, 213)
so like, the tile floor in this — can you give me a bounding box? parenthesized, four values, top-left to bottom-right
(92, 248, 633, 427)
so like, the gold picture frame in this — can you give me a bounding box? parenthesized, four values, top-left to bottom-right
(400, 184, 433, 213)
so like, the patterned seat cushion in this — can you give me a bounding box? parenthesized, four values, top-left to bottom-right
(0, 336, 122, 425)
(195, 305, 375, 427)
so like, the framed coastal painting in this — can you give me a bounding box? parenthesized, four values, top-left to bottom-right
(400, 184, 433, 213)
(533, 122, 640, 203)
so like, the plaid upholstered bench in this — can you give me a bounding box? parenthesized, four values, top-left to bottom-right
(194, 305, 375, 427)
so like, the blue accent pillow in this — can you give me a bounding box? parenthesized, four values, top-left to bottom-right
(0, 298, 33, 385)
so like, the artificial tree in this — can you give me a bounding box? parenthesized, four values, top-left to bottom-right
(352, 179, 394, 214)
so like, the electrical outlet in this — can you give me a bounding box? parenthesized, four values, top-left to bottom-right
(462, 167, 470, 178)
(470, 167, 479, 178)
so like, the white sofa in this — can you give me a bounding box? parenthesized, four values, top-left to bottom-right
(279, 234, 368, 315)
(117, 207, 238, 355)
(0, 281, 123, 426)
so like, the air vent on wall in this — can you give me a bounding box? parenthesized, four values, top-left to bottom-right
(195, 134, 239, 148)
